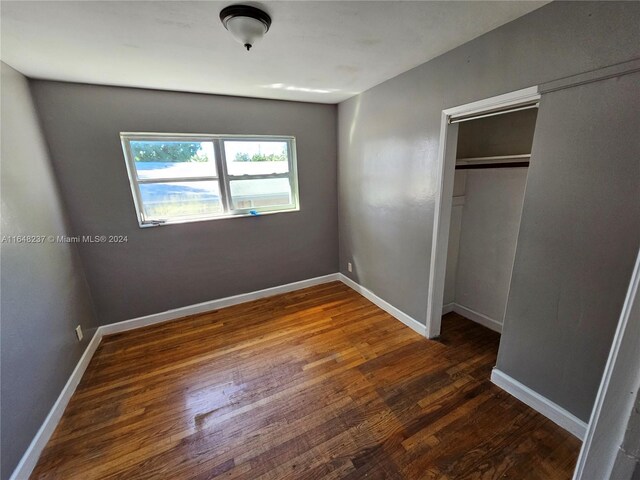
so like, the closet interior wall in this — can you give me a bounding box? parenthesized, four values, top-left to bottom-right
(444, 109, 538, 332)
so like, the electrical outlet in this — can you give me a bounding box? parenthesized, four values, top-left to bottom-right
(75, 325, 83, 342)
(348, 262, 353, 273)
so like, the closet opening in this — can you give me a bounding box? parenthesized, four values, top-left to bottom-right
(443, 106, 537, 347)
(426, 87, 541, 343)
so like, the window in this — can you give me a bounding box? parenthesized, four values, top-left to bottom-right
(120, 134, 299, 227)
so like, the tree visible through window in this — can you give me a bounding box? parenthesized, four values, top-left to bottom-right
(233, 147, 287, 163)
(131, 142, 210, 163)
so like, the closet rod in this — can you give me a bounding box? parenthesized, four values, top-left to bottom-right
(455, 161, 530, 170)
(449, 103, 539, 124)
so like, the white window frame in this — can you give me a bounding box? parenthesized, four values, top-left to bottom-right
(120, 132, 300, 227)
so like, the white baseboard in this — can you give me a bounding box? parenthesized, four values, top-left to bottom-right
(491, 368, 587, 439)
(13, 270, 584, 480)
(442, 303, 455, 314)
(10, 273, 340, 480)
(337, 273, 426, 336)
(9, 330, 103, 480)
(451, 303, 502, 333)
(101, 271, 427, 341)
(100, 273, 340, 336)
(14, 272, 429, 480)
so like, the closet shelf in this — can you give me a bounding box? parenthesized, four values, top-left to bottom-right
(456, 154, 531, 163)
(455, 154, 531, 170)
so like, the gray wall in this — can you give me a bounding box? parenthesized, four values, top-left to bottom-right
(338, 0, 640, 421)
(496, 69, 640, 421)
(30, 82, 338, 325)
(456, 108, 538, 159)
(452, 168, 527, 325)
(0, 63, 98, 480)
(443, 173, 464, 305)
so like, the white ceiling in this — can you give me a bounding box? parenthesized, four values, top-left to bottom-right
(1, 1, 547, 104)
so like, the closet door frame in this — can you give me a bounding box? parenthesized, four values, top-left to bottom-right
(425, 86, 541, 339)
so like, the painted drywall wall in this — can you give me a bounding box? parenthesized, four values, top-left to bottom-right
(30, 82, 338, 325)
(0, 63, 98, 480)
(453, 168, 527, 324)
(338, 0, 640, 422)
(443, 206, 462, 305)
(455, 108, 538, 159)
(443, 172, 466, 305)
(496, 69, 640, 421)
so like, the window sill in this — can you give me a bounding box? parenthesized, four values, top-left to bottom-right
(138, 207, 300, 228)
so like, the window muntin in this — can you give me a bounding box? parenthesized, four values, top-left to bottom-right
(121, 134, 298, 227)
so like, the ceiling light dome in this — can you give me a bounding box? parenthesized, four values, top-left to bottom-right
(220, 5, 271, 51)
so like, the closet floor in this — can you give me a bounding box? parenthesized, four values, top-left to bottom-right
(30, 281, 580, 479)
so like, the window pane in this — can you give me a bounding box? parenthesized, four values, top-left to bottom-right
(224, 140, 289, 176)
(139, 181, 222, 219)
(230, 179, 292, 209)
(130, 141, 216, 180)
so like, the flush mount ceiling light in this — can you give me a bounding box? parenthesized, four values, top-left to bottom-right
(220, 5, 272, 51)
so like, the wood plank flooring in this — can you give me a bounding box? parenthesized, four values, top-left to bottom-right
(31, 282, 580, 479)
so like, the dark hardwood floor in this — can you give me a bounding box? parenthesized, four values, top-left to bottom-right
(31, 281, 580, 479)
